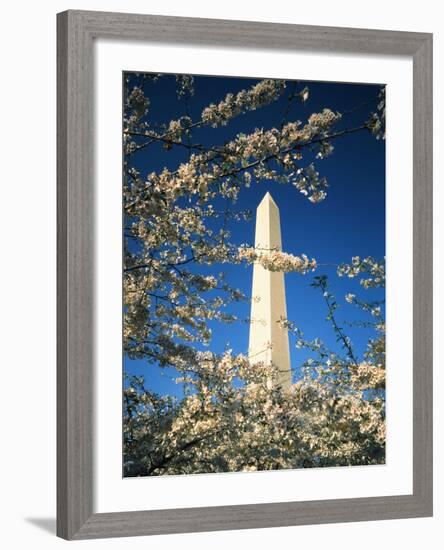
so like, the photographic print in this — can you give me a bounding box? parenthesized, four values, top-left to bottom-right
(122, 73, 386, 478)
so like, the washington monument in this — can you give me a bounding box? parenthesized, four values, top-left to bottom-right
(248, 192, 292, 388)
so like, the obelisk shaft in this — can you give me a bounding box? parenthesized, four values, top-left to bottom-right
(248, 192, 291, 388)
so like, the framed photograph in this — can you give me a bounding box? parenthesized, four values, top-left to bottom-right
(57, 10, 433, 540)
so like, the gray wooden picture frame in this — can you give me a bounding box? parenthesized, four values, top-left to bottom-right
(57, 9, 433, 540)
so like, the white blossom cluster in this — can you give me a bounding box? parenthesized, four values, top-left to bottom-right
(350, 362, 385, 391)
(308, 108, 342, 132)
(175, 74, 194, 98)
(124, 86, 150, 132)
(292, 163, 328, 203)
(201, 79, 287, 127)
(368, 87, 386, 140)
(238, 247, 316, 273)
(124, 348, 385, 476)
(337, 256, 385, 288)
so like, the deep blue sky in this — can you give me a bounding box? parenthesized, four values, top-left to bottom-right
(124, 73, 385, 397)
